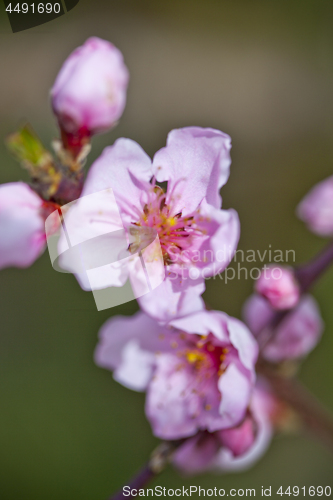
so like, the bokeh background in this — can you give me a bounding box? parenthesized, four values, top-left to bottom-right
(0, 0, 333, 498)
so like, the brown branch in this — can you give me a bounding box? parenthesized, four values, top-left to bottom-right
(109, 463, 155, 500)
(109, 441, 183, 500)
(295, 238, 333, 292)
(257, 362, 333, 453)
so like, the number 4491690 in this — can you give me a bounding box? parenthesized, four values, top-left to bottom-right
(5, 3, 61, 13)
(277, 486, 331, 496)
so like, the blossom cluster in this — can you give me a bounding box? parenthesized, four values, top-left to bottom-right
(0, 36, 327, 477)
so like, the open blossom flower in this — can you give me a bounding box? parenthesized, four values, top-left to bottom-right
(173, 382, 277, 474)
(243, 294, 323, 363)
(297, 176, 333, 237)
(51, 37, 129, 139)
(0, 182, 56, 269)
(255, 265, 300, 310)
(66, 127, 240, 321)
(95, 309, 258, 440)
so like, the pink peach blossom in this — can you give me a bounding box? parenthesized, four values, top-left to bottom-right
(255, 265, 300, 310)
(65, 127, 240, 321)
(95, 309, 258, 440)
(243, 294, 323, 362)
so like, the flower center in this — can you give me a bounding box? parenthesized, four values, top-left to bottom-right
(130, 186, 201, 265)
(177, 335, 229, 378)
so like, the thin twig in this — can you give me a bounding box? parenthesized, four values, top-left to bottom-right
(257, 362, 333, 453)
(109, 463, 155, 500)
(295, 238, 333, 292)
(109, 441, 184, 500)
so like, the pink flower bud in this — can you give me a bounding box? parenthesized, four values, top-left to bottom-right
(297, 176, 333, 237)
(172, 382, 277, 474)
(0, 183, 46, 269)
(217, 415, 256, 457)
(255, 265, 300, 310)
(243, 294, 323, 362)
(51, 37, 129, 140)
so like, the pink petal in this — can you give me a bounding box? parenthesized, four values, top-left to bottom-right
(173, 433, 219, 474)
(0, 182, 45, 269)
(113, 340, 155, 391)
(213, 384, 274, 472)
(82, 138, 153, 225)
(198, 201, 240, 274)
(55, 189, 128, 290)
(243, 294, 323, 362)
(264, 295, 323, 362)
(242, 294, 275, 336)
(145, 353, 223, 439)
(175, 201, 240, 278)
(170, 310, 230, 343)
(255, 265, 300, 310)
(94, 312, 165, 391)
(138, 275, 205, 323)
(153, 127, 231, 215)
(218, 362, 252, 428)
(297, 176, 333, 237)
(225, 315, 258, 373)
(217, 416, 255, 457)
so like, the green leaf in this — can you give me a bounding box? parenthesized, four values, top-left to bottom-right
(6, 124, 52, 170)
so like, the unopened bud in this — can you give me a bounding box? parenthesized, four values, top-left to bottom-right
(217, 416, 256, 457)
(297, 175, 333, 237)
(255, 265, 300, 310)
(51, 37, 129, 144)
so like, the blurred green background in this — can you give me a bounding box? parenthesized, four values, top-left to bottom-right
(0, 0, 333, 498)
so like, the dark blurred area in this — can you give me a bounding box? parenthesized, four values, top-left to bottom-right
(0, 0, 333, 498)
